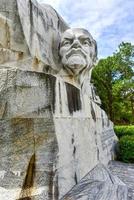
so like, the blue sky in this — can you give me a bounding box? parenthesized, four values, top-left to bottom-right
(38, 0, 134, 58)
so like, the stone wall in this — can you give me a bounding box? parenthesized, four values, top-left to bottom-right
(53, 77, 117, 197)
(0, 69, 59, 199)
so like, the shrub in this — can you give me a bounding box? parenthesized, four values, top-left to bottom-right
(114, 125, 134, 139)
(119, 135, 134, 163)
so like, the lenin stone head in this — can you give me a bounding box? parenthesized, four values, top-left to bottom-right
(59, 28, 97, 76)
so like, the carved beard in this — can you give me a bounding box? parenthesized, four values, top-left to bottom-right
(67, 54, 86, 65)
(62, 53, 87, 75)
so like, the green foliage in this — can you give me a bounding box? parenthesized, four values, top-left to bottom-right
(91, 42, 134, 124)
(114, 125, 134, 139)
(119, 135, 134, 163)
(114, 125, 134, 163)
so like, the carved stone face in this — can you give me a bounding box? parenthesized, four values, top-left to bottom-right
(59, 28, 97, 75)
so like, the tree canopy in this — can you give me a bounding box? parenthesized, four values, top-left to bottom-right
(91, 42, 134, 124)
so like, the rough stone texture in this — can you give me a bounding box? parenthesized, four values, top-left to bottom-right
(53, 77, 118, 197)
(0, 68, 119, 199)
(0, 69, 58, 199)
(109, 161, 134, 200)
(61, 163, 128, 200)
(0, 0, 30, 69)
(17, 0, 68, 71)
(0, 0, 128, 199)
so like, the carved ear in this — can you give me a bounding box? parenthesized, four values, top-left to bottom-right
(92, 40, 98, 64)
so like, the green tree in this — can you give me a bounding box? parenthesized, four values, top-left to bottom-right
(91, 42, 134, 124)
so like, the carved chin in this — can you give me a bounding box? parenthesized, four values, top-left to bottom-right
(62, 55, 87, 74)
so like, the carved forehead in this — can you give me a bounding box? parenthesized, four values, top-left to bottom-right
(60, 28, 94, 41)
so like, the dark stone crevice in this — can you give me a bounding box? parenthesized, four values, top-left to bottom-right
(49, 76, 56, 113)
(73, 146, 76, 155)
(72, 134, 74, 144)
(65, 83, 82, 114)
(101, 111, 104, 127)
(97, 148, 100, 161)
(74, 172, 78, 185)
(48, 170, 54, 199)
(58, 81, 62, 113)
(18, 153, 36, 200)
(29, 0, 33, 47)
(91, 102, 96, 121)
(54, 173, 59, 200)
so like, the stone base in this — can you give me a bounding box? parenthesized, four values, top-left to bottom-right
(61, 163, 128, 200)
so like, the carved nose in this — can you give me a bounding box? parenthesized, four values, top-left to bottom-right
(72, 40, 81, 48)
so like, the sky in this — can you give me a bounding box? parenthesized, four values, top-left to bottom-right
(37, 0, 134, 58)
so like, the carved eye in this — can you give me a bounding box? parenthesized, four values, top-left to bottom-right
(64, 41, 70, 45)
(62, 40, 72, 46)
(83, 39, 92, 46)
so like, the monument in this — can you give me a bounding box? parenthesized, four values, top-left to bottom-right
(0, 0, 128, 199)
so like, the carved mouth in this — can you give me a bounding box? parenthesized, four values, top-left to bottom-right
(66, 49, 86, 59)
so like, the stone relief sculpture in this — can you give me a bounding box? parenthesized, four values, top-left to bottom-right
(59, 28, 97, 84)
(58, 28, 101, 106)
(0, 0, 128, 199)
